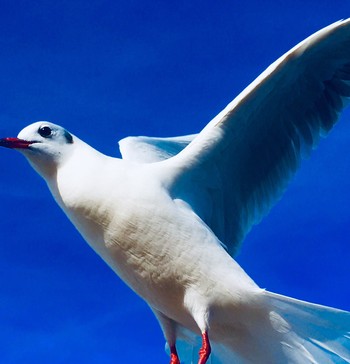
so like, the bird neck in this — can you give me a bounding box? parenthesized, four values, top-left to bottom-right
(46, 138, 119, 208)
(44, 139, 125, 259)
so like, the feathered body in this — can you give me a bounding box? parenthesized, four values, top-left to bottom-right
(45, 136, 350, 363)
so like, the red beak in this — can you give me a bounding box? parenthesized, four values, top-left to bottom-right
(0, 137, 35, 149)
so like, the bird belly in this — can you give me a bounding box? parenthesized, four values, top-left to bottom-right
(100, 207, 260, 335)
(56, 180, 261, 335)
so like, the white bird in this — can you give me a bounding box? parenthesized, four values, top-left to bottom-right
(1, 19, 350, 364)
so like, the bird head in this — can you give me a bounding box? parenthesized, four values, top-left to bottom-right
(0, 121, 75, 178)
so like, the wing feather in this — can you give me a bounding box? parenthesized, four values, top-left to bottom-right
(119, 135, 196, 163)
(163, 19, 350, 256)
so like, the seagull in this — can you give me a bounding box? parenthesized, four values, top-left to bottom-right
(1, 19, 350, 364)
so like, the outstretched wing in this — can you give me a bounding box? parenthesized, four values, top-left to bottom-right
(119, 135, 196, 163)
(162, 19, 350, 256)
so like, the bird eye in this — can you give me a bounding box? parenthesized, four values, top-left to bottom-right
(38, 125, 52, 138)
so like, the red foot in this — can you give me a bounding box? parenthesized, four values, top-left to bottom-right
(169, 345, 180, 364)
(198, 332, 211, 364)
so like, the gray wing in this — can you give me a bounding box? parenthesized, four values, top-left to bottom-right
(119, 135, 196, 163)
(163, 19, 350, 256)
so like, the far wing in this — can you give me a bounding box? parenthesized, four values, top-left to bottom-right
(164, 19, 350, 256)
(119, 135, 196, 163)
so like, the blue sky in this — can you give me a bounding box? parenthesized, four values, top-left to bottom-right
(0, 1, 350, 363)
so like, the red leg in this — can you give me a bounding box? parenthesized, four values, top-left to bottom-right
(198, 332, 211, 364)
(170, 345, 180, 364)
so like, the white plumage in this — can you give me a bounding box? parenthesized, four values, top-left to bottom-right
(1, 19, 350, 363)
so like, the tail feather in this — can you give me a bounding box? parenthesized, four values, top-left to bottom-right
(265, 291, 350, 363)
(170, 291, 350, 363)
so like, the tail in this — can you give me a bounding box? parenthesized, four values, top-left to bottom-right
(263, 291, 350, 363)
(172, 291, 350, 363)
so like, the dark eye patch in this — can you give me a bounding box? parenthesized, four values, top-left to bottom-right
(64, 130, 74, 144)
